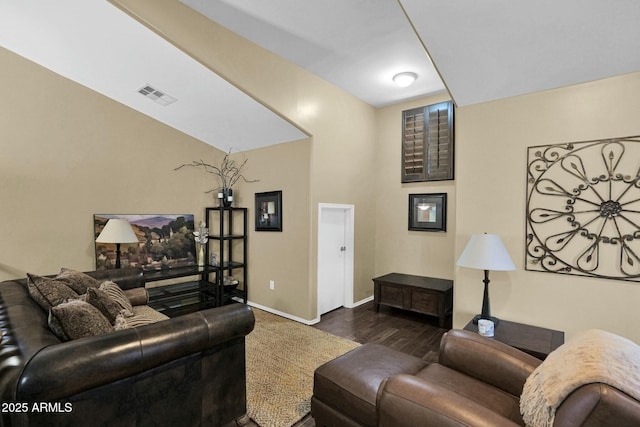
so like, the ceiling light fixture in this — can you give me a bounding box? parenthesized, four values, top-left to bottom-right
(393, 72, 417, 88)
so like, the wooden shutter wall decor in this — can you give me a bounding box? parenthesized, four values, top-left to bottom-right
(401, 101, 454, 182)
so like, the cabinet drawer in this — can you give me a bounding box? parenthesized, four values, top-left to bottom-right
(410, 290, 438, 315)
(379, 284, 404, 308)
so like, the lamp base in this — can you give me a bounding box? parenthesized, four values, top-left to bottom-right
(472, 314, 500, 326)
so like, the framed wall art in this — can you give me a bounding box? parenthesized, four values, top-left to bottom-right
(408, 193, 447, 232)
(255, 191, 282, 231)
(94, 214, 196, 270)
(526, 135, 640, 282)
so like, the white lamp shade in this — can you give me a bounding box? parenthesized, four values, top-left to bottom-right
(457, 233, 516, 271)
(96, 219, 138, 244)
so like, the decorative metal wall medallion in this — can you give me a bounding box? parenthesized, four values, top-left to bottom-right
(526, 136, 640, 281)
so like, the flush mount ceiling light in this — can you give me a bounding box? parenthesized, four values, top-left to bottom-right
(393, 72, 418, 88)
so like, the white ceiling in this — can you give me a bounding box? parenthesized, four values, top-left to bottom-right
(180, 0, 446, 107)
(400, 0, 640, 106)
(0, 0, 308, 152)
(1, 1, 640, 151)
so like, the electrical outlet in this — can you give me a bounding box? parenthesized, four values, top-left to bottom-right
(269, 280, 275, 290)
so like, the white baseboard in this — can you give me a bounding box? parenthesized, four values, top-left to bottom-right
(245, 294, 374, 326)
(345, 295, 373, 308)
(246, 301, 320, 325)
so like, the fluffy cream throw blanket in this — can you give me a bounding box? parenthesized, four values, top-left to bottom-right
(520, 329, 640, 427)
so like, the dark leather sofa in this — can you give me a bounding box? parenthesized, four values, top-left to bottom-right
(0, 268, 255, 427)
(313, 329, 640, 426)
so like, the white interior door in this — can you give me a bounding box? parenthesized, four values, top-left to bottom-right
(318, 204, 354, 315)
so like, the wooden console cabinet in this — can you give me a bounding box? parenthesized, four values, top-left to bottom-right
(373, 273, 453, 327)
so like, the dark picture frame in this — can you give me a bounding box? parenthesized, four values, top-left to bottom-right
(255, 191, 282, 231)
(408, 193, 447, 232)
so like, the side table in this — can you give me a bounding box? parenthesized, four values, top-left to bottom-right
(463, 319, 564, 360)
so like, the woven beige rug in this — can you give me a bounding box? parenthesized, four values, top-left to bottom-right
(246, 308, 360, 427)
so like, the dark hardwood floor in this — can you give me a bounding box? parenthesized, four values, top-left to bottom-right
(289, 300, 451, 427)
(247, 301, 450, 426)
(313, 300, 450, 363)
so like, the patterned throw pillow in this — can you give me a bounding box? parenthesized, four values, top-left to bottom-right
(27, 273, 79, 311)
(85, 287, 125, 324)
(99, 281, 134, 317)
(48, 300, 113, 341)
(54, 268, 100, 294)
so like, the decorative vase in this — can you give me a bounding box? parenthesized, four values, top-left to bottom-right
(197, 244, 205, 266)
(222, 188, 233, 207)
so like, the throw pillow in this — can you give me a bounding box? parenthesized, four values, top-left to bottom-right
(114, 313, 161, 330)
(99, 281, 134, 317)
(133, 305, 169, 322)
(55, 268, 100, 294)
(85, 287, 125, 324)
(48, 299, 113, 341)
(27, 273, 79, 311)
(123, 287, 149, 306)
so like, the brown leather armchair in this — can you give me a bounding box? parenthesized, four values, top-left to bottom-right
(313, 329, 640, 426)
(377, 330, 540, 426)
(377, 330, 640, 427)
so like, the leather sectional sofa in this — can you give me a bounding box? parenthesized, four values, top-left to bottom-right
(0, 268, 255, 427)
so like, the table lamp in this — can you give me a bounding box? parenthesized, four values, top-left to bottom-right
(96, 218, 138, 268)
(457, 233, 516, 325)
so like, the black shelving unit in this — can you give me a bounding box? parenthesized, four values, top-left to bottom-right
(205, 207, 248, 305)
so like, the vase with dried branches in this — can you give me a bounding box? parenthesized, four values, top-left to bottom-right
(175, 149, 258, 207)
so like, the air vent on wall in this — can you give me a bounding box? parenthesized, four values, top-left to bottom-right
(138, 84, 177, 106)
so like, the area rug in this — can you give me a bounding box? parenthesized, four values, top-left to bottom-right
(246, 308, 360, 427)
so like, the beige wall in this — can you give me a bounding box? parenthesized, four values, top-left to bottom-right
(237, 140, 312, 318)
(1, 0, 377, 323)
(0, 46, 223, 280)
(374, 93, 456, 280)
(455, 72, 640, 342)
(113, 0, 378, 320)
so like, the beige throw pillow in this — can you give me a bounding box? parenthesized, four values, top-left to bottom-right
(114, 313, 159, 330)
